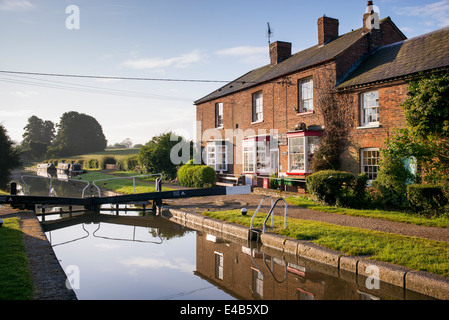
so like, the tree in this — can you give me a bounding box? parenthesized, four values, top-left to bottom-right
(21, 116, 55, 160)
(384, 73, 449, 184)
(48, 111, 107, 157)
(0, 124, 22, 190)
(138, 132, 191, 179)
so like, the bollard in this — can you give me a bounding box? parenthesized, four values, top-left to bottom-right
(10, 182, 17, 195)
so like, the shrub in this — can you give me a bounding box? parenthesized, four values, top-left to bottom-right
(178, 164, 217, 188)
(100, 156, 117, 169)
(306, 170, 356, 206)
(406, 184, 448, 215)
(88, 158, 99, 169)
(123, 155, 139, 171)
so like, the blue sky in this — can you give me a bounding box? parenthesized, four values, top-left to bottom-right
(1, 0, 449, 146)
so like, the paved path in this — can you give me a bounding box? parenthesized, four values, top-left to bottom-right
(0, 205, 77, 300)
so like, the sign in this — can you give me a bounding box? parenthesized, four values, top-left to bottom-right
(273, 134, 287, 146)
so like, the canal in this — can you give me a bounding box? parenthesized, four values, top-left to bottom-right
(17, 174, 438, 300)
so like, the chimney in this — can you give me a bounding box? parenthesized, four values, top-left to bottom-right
(269, 41, 292, 65)
(318, 16, 339, 46)
(362, 1, 382, 49)
(363, 1, 380, 33)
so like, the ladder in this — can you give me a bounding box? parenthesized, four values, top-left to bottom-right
(250, 196, 288, 241)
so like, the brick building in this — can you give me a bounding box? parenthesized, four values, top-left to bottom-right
(194, 1, 449, 188)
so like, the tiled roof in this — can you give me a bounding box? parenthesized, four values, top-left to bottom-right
(337, 25, 449, 89)
(195, 18, 394, 105)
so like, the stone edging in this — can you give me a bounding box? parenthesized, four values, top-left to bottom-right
(163, 207, 449, 300)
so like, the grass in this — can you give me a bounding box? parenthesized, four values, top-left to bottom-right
(67, 148, 139, 160)
(286, 196, 449, 229)
(0, 218, 34, 300)
(204, 210, 449, 278)
(79, 170, 173, 194)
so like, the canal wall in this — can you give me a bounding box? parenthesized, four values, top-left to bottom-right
(163, 207, 449, 300)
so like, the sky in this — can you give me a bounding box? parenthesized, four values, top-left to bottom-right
(1, 0, 449, 146)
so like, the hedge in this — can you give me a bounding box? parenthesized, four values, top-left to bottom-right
(306, 170, 368, 208)
(178, 164, 217, 188)
(406, 184, 448, 215)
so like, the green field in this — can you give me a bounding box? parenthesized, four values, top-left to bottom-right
(68, 148, 140, 160)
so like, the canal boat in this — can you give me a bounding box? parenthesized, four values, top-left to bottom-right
(57, 162, 84, 176)
(37, 163, 57, 177)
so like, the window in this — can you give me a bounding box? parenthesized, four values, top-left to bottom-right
(287, 133, 321, 174)
(252, 269, 263, 298)
(299, 78, 314, 113)
(252, 91, 263, 122)
(215, 252, 224, 280)
(361, 91, 379, 126)
(207, 141, 228, 172)
(243, 137, 270, 174)
(361, 148, 380, 181)
(215, 103, 223, 128)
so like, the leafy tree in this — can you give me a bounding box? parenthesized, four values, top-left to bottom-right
(48, 111, 107, 157)
(0, 124, 22, 190)
(138, 132, 191, 179)
(21, 116, 55, 160)
(375, 73, 449, 205)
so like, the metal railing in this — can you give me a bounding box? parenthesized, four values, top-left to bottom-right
(92, 173, 163, 197)
(250, 196, 288, 234)
(20, 175, 91, 198)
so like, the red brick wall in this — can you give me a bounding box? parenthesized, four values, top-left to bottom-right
(342, 82, 409, 175)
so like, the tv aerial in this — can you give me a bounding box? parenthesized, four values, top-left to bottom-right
(267, 22, 273, 45)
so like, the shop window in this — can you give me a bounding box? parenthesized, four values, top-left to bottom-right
(287, 132, 321, 175)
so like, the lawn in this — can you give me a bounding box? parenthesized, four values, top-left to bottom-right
(79, 170, 172, 194)
(286, 196, 449, 229)
(204, 210, 449, 278)
(0, 218, 34, 300)
(68, 148, 140, 160)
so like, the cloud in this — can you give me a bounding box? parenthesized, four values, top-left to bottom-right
(0, 0, 34, 11)
(215, 46, 268, 64)
(397, 0, 449, 28)
(122, 50, 207, 70)
(121, 257, 195, 273)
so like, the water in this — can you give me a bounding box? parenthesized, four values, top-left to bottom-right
(19, 173, 438, 300)
(44, 213, 234, 300)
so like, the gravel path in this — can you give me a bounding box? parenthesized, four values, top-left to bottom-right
(165, 193, 449, 243)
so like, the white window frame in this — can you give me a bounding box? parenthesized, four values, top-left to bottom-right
(252, 91, 263, 123)
(287, 134, 321, 174)
(360, 91, 379, 127)
(214, 252, 224, 280)
(207, 141, 228, 172)
(242, 137, 270, 174)
(298, 78, 314, 113)
(215, 103, 223, 129)
(361, 148, 380, 182)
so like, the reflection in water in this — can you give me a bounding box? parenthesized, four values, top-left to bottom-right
(42, 211, 436, 301)
(23, 172, 437, 300)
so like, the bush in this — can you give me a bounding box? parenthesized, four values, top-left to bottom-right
(406, 184, 448, 215)
(178, 164, 217, 188)
(88, 158, 99, 169)
(306, 170, 357, 206)
(99, 156, 117, 169)
(123, 155, 139, 171)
